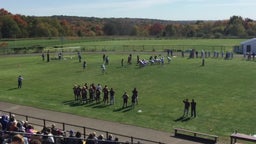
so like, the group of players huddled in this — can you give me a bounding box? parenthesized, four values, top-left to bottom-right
(73, 83, 115, 105)
(72, 83, 139, 108)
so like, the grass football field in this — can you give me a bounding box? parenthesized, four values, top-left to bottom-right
(0, 38, 255, 142)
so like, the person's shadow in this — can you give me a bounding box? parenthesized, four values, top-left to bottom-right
(7, 88, 18, 91)
(174, 116, 191, 122)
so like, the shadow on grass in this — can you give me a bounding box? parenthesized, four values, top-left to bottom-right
(113, 105, 133, 113)
(92, 103, 111, 108)
(62, 100, 74, 105)
(7, 87, 19, 91)
(62, 100, 84, 107)
(174, 116, 192, 122)
(84, 102, 99, 107)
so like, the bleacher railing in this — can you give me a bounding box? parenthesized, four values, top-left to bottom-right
(0, 110, 165, 144)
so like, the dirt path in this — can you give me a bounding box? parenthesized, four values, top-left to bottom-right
(0, 101, 203, 144)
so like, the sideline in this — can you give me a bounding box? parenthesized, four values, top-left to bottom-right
(0, 101, 199, 144)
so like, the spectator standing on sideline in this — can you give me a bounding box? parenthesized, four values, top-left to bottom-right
(101, 64, 106, 74)
(18, 75, 23, 88)
(131, 94, 136, 108)
(122, 92, 129, 108)
(77, 52, 82, 63)
(191, 99, 197, 117)
(121, 58, 124, 67)
(47, 50, 50, 62)
(201, 49, 205, 66)
(105, 56, 109, 65)
(41, 53, 45, 61)
(183, 99, 190, 117)
(110, 88, 115, 105)
(83, 60, 87, 70)
(132, 88, 138, 105)
(103, 53, 106, 62)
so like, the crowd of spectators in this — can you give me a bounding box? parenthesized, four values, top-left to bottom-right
(0, 114, 131, 144)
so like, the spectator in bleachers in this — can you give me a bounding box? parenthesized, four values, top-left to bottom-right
(11, 134, 25, 144)
(92, 132, 98, 142)
(7, 114, 18, 131)
(50, 124, 58, 135)
(86, 133, 94, 144)
(17, 121, 25, 132)
(0, 123, 4, 144)
(97, 134, 105, 144)
(7, 121, 18, 131)
(113, 137, 120, 144)
(42, 127, 54, 144)
(30, 139, 42, 144)
(105, 134, 114, 144)
(65, 130, 76, 144)
(1, 115, 9, 130)
(30, 131, 43, 144)
(25, 124, 36, 134)
(74, 131, 83, 144)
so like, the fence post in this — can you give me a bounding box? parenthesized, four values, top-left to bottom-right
(43, 119, 46, 127)
(83, 127, 86, 139)
(131, 136, 133, 144)
(62, 123, 65, 132)
(106, 131, 109, 139)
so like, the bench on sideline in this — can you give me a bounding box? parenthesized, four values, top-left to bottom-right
(230, 132, 256, 144)
(174, 128, 218, 144)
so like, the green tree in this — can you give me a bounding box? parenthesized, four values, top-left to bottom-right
(225, 16, 247, 37)
(103, 22, 118, 35)
(0, 15, 21, 38)
(164, 24, 176, 37)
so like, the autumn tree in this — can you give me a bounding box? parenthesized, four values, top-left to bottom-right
(60, 19, 73, 36)
(13, 15, 28, 37)
(149, 23, 164, 36)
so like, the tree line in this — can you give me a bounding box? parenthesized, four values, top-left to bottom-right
(0, 8, 255, 39)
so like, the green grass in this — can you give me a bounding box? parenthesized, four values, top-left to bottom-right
(2, 38, 246, 53)
(0, 52, 255, 143)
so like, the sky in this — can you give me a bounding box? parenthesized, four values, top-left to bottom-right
(1, 0, 255, 20)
